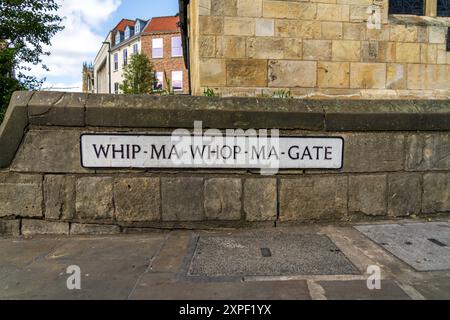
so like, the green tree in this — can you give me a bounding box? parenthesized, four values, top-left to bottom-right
(120, 53, 156, 94)
(0, 0, 63, 123)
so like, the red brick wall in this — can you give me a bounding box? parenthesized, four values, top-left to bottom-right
(141, 32, 189, 94)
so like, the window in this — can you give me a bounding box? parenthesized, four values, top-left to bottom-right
(125, 27, 130, 40)
(152, 38, 163, 58)
(171, 36, 183, 57)
(154, 72, 164, 90)
(389, 0, 424, 15)
(437, 0, 450, 17)
(115, 32, 121, 45)
(123, 49, 128, 66)
(135, 22, 141, 34)
(133, 43, 139, 55)
(114, 83, 119, 94)
(172, 71, 183, 92)
(447, 28, 450, 51)
(114, 53, 118, 71)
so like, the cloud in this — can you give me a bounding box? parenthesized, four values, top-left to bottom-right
(41, 81, 83, 93)
(28, 0, 122, 88)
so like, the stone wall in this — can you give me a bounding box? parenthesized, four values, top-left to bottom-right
(186, 0, 449, 99)
(0, 91, 450, 236)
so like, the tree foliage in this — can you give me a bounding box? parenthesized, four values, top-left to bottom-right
(0, 0, 63, 122)
(120, 53, 156, 94)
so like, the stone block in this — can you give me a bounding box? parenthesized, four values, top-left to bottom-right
(303, 40, 332, 60)
(237, 0, 262, 17)
(349, 175, 387, 216)
(204, 178, 242, 220)
(322, 22, 343, 40)
(70, 223, 121, 235)
(280, 176, 348, 221)
(211, 0, 237, 16)
(386, 63, 406, 90)
(390, 25, 418, 42)
(263, 1, 316, 20)
(0, 91, 31, 168)
(200, 59, 226, 86)
(420, 44, 437, 64)
(28, 92, 86, 126)
(255, 18, 274, 36)
(0, 173, 42, 218)
(429, 26, 446, 44)
(244, 178, 277, 222)
(215, 36, 246, 58)
(44, 175, 76, 221)
(12, 129, 89, 173)
(387, 173, 422, 217)
(342, 133, 404, 172)
(406, 134, 450, 171)
(422, 173, 450, 214)
(75, 177, 114, 221)
(199, 16, 224, 35)
(161, 178, 204, 221)
(396, 43, 421, 63)
(226, 59, 267, 87)
(199, 36, 216, 57)
(407, 64, 449, 90)
(332, 40, 361, 61)
(318, 62, 350, 88)
(224, 17, 255, 36)
(350, 63, 386, 89)
(343, 23, 365, 40)
(0, 220, 20, 236)
(247, 37, 301, 60)
(114, 177, 161, 222)
(268, 60, 316, 88)
(22, 220, 69, 235)
(317, 3, 349, 21)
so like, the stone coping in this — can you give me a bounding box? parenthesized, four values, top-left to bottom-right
(1, 90, 449, 168)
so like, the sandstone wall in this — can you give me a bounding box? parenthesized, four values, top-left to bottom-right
(189, 0, 450, 99)
(0, 91, 449, 236)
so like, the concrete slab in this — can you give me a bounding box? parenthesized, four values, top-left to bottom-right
(411, 278, 450, 300)
(355, 222, 450, 271)
(0, 235, 166, 299)
(188, 234, 359, 277)
(318, 280, 410, 300)
(131, 273, 311, 300)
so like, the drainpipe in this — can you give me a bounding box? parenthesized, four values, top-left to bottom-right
(103, 41, 112, 94)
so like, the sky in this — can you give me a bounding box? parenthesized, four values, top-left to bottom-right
(32, 0, 179, 92)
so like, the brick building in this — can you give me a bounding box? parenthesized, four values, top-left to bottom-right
(179, 0, 450, 99)
(93, 15, 189, 94)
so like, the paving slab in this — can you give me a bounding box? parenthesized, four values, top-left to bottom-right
(187, 234, 359, 277)
(0, 235, 166, 299)
(411, 278, 450, 300)
(355, 222, 450, 271)
(131, 273, 311, 300)
(318, 280, 410, 300)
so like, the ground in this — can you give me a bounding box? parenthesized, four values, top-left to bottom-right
(1, 219, 450, 300)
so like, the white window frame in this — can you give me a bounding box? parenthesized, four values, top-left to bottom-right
(114, 83, 119, 94)
(124, 27, 130, 40)
(171, 71, 183, 92)
(115, 32, 121, 45)
(133, 43, 139, 55)
(171, 36, 183, 57)
(152, 38, 164, 58)
(135, 22, 141, 34)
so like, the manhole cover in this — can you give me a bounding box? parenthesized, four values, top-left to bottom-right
(187, 234, 359, 277)
(355, 222, 450, 271)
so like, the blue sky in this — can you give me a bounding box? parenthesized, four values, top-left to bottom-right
(33, 0, 179, 91)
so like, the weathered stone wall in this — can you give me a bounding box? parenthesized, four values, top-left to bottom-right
(0, 91, 449, 236)
(187, 0, 450, 99)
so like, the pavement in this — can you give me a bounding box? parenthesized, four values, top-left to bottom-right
(1, 219, 450, 300)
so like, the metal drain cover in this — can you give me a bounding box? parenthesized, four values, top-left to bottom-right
(356, 222, 450, 271)
(188, 234, 358, 277)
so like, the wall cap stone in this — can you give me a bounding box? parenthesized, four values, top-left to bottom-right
(1, 91, 450, 169)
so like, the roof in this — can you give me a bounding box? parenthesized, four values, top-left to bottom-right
(144, 16, 180, 33)
(113, 19, 136, 33)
